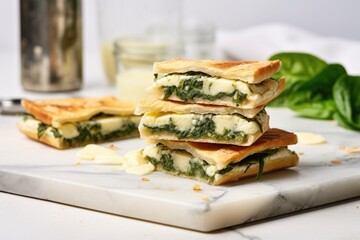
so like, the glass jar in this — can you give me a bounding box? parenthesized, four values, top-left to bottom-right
(97, 0, 182, 85)
(114, 35, 180, 103)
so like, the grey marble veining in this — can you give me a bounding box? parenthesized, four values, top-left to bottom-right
(1, 109, 360, 232)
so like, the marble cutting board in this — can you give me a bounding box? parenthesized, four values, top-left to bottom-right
(1, 108, 360, 232)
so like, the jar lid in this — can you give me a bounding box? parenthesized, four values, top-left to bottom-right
(114, 34, 181, 63)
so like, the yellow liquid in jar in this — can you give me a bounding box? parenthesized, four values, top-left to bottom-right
(101, 41, 117, 84)
(116, 68, 153, 103)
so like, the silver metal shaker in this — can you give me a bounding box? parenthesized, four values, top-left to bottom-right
(20, 0, 82, 92)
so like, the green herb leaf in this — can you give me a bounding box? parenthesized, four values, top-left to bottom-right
(256, 158, 265, 181)
(162, 73, 247, 104)
(37, 123, 48, 139)
(288, 64, 347, 119)
(144, 115, 247, 142)
(333, 75, 360, 131)
(268, 52, 327, 107)
(160, 153, 175, 171)
(50, 128, 62, 138)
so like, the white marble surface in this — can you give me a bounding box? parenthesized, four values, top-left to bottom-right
(1, 108, 360, 232)
(1, 52, 360, 239)
(1, 191, 359, 240)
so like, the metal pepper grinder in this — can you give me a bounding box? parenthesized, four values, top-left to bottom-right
(20, 0, 82, 92)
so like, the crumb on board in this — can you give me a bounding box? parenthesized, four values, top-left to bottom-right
(338, 145, 360, 154)
(108, 144, 119, 151)
(141, 177, 150, 182)
(330, 159, 342, 165)
(193, 184, 202, 192)
(201, 196, 209, 201)
(75, 162, 81, 166)
(297, 152, 304, 157)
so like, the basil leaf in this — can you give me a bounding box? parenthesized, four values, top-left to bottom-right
(288, 64, 347, 119)
(290, 100, 337, 120)
(270, 52, 327, 81)
(333, 75, 360, 131)
(268, 52, 327, 106)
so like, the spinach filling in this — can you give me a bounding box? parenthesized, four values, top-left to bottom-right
(217, 148, 279, 181)
(22, 113, 138, 147)
(62, 120, 138, 147)
(161, 72, 247, 105)
(144, 149, 212, 182)
(144, 144, 280, 183)
(143, 115, 249, 142)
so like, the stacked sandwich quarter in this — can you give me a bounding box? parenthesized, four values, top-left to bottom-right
(18, 96, 141, 149)
(135, 59, 299, 185)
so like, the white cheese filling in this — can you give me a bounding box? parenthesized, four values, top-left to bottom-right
(153, 74, 279, 103)
(143, 145, 192, 173)
(23, 116, 141, 139)
(142, 145, 294, 180)
(141, 111, 265, 136)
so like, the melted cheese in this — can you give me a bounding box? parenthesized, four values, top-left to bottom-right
(142, 113, 195, 132)
(99, 117, 128, 134)
(24, 118, 41, 129)
(143, 145, 192, 173)
(94, 153, 125, 165)
(123, 149, 155, 175)
(212, 116, 238, 134)
(172, 151, 192, 173)
(295, 132, 326, 145)
(142, 113, 261, 136)
(24, 115, 140, 140)
(77, 144, 116, 160)
(59, 124, 79, 138)
(153, 74, 278, 104)
(125, 163, 155, 175)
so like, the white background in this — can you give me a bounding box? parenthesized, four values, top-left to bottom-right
(0, 0, 359, 87)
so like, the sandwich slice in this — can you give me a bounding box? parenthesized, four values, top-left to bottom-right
(135, 96, 265, 119)
(139, 109, 269, 146)
(17, 96, 141, 149)
(139, 128, 298, 185)
(148, 59, 285, 108)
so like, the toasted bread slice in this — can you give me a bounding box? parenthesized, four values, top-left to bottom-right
(135, 96, 264, 118)
(148, 73, 285, 109)
(17, 115, 141, 149)
(22, 96, 136, 128)
(152, 148, 299, 185)
(141, 128, 299, 185)
(154, 58, 281, 83)
(154, 128, 298, 169)
(139, 110, 269, 146)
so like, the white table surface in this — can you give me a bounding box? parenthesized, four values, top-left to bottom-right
(1, 53, 360, 240)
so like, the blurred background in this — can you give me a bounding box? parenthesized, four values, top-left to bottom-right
(0, 0, 359, 98)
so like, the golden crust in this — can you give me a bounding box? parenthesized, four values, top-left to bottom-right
(153, 58, 282, 83)
(17, 120, 139, 149)
(155, 128, 298, 170)
(154, 151, 298, 185)
(148, 77, 285, 109)
(212, 153, 299, 185)
(17, 121, 63, 149)
(140, 112, 270, 147)
(22, 96, 136, 127)
(135, 96, 264, 118)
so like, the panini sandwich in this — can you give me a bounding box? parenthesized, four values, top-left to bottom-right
(18, 96, 141, 149)
(140, 128, 298, 185)
(138, 59, 285, 146)
(132, 58, 299, 184)
(148, 58, 285, 108)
